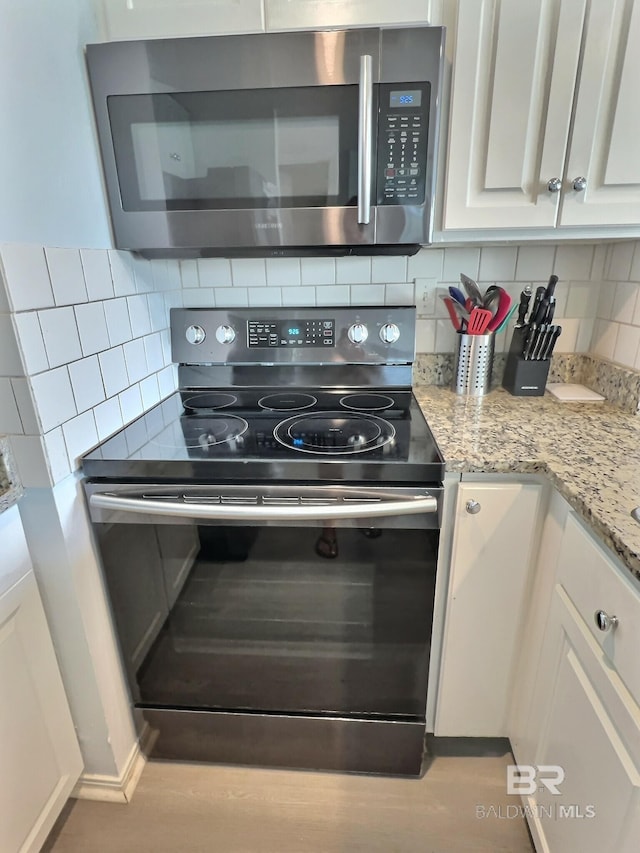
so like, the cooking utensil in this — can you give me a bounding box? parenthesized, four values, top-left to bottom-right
(442, 296, 463, 331)
(544, 325, 562, 359)
(487, 288, 512, 332)
(460, 272, 484, 307)
(448, 285, 467, 307)
(482, 287, 501, 315)
(466, 306, 493, 335)
(494, 301, 518, 334)
(516, 286, 532, 327)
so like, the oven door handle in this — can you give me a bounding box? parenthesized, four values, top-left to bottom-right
(89, 493, 438, 521)
(357, 53, 373, 225)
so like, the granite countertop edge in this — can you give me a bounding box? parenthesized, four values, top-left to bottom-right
(414, 386, 640, 584)
(0, 437, 24, 515)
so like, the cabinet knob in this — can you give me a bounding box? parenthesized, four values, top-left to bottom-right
(465, 500, 481, 514)
(594, 610, 619, 632)
(547, 178, 562, 193)
(572, 176, 587, 192)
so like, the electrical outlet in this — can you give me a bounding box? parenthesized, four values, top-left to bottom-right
(414, 277, 437, 316)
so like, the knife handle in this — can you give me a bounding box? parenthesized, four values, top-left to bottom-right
(544, 296, 556, 325)
(528, 286, 546, 328)
(516, 288, 532, 326)
(523, 325, 537, 360)
(546, 326, 562, 358)
(545, 274, 558, 300)
(532, 297, 549, 326)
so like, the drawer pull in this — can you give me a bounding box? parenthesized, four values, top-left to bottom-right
(594, 610, 619, 632)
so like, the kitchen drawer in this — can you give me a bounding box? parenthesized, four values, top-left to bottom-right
(557, 512, 640, 706)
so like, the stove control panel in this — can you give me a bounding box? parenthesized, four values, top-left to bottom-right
(171, 307, 416, 365)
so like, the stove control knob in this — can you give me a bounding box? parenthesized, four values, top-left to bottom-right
(185, 324, 206, 345)
(215, 324, 236, 345)
(379, 323, 400, 344)
(348, 323, 368, 344)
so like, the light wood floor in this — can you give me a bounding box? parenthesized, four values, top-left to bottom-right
(45, 753, 534, 853)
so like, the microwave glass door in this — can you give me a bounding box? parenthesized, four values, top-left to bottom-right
(107, 86, 373, 212)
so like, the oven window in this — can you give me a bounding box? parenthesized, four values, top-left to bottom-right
(96, 522, 438, 720)
(107, 86, 368, 211)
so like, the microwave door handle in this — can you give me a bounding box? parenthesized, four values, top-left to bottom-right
(89, 492, 438, 520)
(358, 54, 373, 225)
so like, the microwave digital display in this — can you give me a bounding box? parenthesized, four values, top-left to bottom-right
(389, 90, 422, 108)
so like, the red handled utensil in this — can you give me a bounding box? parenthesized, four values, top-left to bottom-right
(466, 307, 493, 335)
(487, 288, 513, 332)
(442, 295, 465, 331)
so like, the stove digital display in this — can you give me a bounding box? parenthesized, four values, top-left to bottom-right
(248, 319, 335, 347)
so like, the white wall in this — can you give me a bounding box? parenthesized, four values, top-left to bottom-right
(0, 0, 111, 247)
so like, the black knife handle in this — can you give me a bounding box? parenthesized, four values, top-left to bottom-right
(532, 297, 549, 326)
(545, 296, 556, 325)
(528, 286, 546, 328)
(523, 325, 537, 360)
(545, 275, 558, 300)
(546, 326, 562, 358)
(516, 288, 532, 326)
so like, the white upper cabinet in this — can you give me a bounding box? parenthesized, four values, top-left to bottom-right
(265, 0, 440, 30)
(444, 0, 640, 231)
(99, 0, 265, 40)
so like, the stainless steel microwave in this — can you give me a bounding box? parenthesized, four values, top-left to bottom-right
(86, 27, 445, 258)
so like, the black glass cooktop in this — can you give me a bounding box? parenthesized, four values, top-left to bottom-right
(82, 391, 445, 484)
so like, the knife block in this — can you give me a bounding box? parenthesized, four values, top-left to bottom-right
(502, 328, 550, 397)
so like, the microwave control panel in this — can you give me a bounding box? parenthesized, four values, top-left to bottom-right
(376, 83, 430, 206)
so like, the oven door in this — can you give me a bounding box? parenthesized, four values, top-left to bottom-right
(87, 484, 441, 722)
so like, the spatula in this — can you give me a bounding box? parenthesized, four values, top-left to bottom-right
(466, 306, 493, 335)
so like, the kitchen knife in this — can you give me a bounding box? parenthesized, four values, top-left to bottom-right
(522, 325, 538, 360)
(543, 326, 562, 359)
(544, 296, 556, 325)
(532, 296, 549, 327)
(544, 274, 558, 301)
(516, 286, 532, 327)
(534, 326, 553, 360)
(528, 286, 546, 328)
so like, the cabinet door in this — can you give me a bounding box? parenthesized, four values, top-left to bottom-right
(435, 482, 542, 736)
(561, 0, 640, 226)
(443, 0, 585, 229)
(525, 587, 640, 853)
(265, 0, 438, 30)
(100, 0, 265, 40)
(0, 572, 82, 853)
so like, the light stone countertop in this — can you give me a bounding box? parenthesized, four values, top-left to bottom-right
(414, 386, 640, 582)
(0, 437, 24, 514)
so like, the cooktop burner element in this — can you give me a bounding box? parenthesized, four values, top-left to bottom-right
(181, 392, 237, 411)
(258, 392, 317, 411)
(152, 414, 249, 450)
(340, 393, 395, 411)
(273, 412, 395, 455)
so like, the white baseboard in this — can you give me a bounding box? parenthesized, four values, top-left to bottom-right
(72, 736, 147, 803)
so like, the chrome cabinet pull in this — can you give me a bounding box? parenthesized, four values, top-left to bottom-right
(572, 176, 587, 192)
(358, 54, 373, 224)
(547, 178, 562, 193)
(465, 500, 481, 514)
(594, 610, 619, 632)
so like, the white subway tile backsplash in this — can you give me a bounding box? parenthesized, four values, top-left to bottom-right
(607, 242, 635, 281)
(158, 365, 178, 398)
(123, 338, 148, 385)
(335, 256, 371, 284)
(62, 410, 98, 466)
(266, 258, 301, 287)
(415, 319, 436, 353)
(109, 251, 136, 296)
(612, 281, 639, 323)
(69, 356, 105, 413)
(315, 285, 350, 306)
(576, 318, 595, 353)
(99, 347, 129, 398)
(181, 288, 216, 307)
(515, 246, 555, 281)
(212, 287, 248, 307)
(478, 247, 517, 282)
(94, 396, 124, 442)
(38, 307, 82, 368)
(300, 257, 335, 285)
(1, 244, 54, 311)
(613, 323, 640, 368)
(407, 249, 443, 281)
(596, 281, 616, 321)
(104, 297, 133, 347)
(160, 330, 172, 366)
(13, 312, 48, 374)
(554, 318, 579, 353)
(30, 367, 77, 432)
(231, 258, 267, 287)
(45, 248, 88, 306)
(10, 435, 51, 487)
(248, 287, 282, 306)
(150, 259, 174, 292)
(554, 246, 594, 281)
(131, 255, 155, 294)
(281, 286, 316, 307)
(565, 282, 599, 319)
(118, 385, 143, 424)
(0, 265, 10, 312)
(435, 318, 458, 352)
(140, 374, 161, 410)
(591, 319, 618, 361)
(180, 260, 199, 289)
(630, 244, 640, 283)
(385, 283, 414, 305)
(75, 302, 111, 356)
(43, 427, 71, 483)
(0, 379, 23, 433)
(371, 256, 407, 284)
(350, 284, 386, 305)
(143, 334, 164, 374)
(10, 378, 39, 434)
(147, 292, 168, 332)
(80, 249, 114, 301)
(198, 258, 232, 288)
(591, 245, 608, 282)
(442, 248, 481, 283)
(127, 294, 152, 338)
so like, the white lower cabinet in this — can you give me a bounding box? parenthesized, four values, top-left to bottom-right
(435, 480, 543, 736)
(511, 502, 640, 853)
(0, 506, 82, 853)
